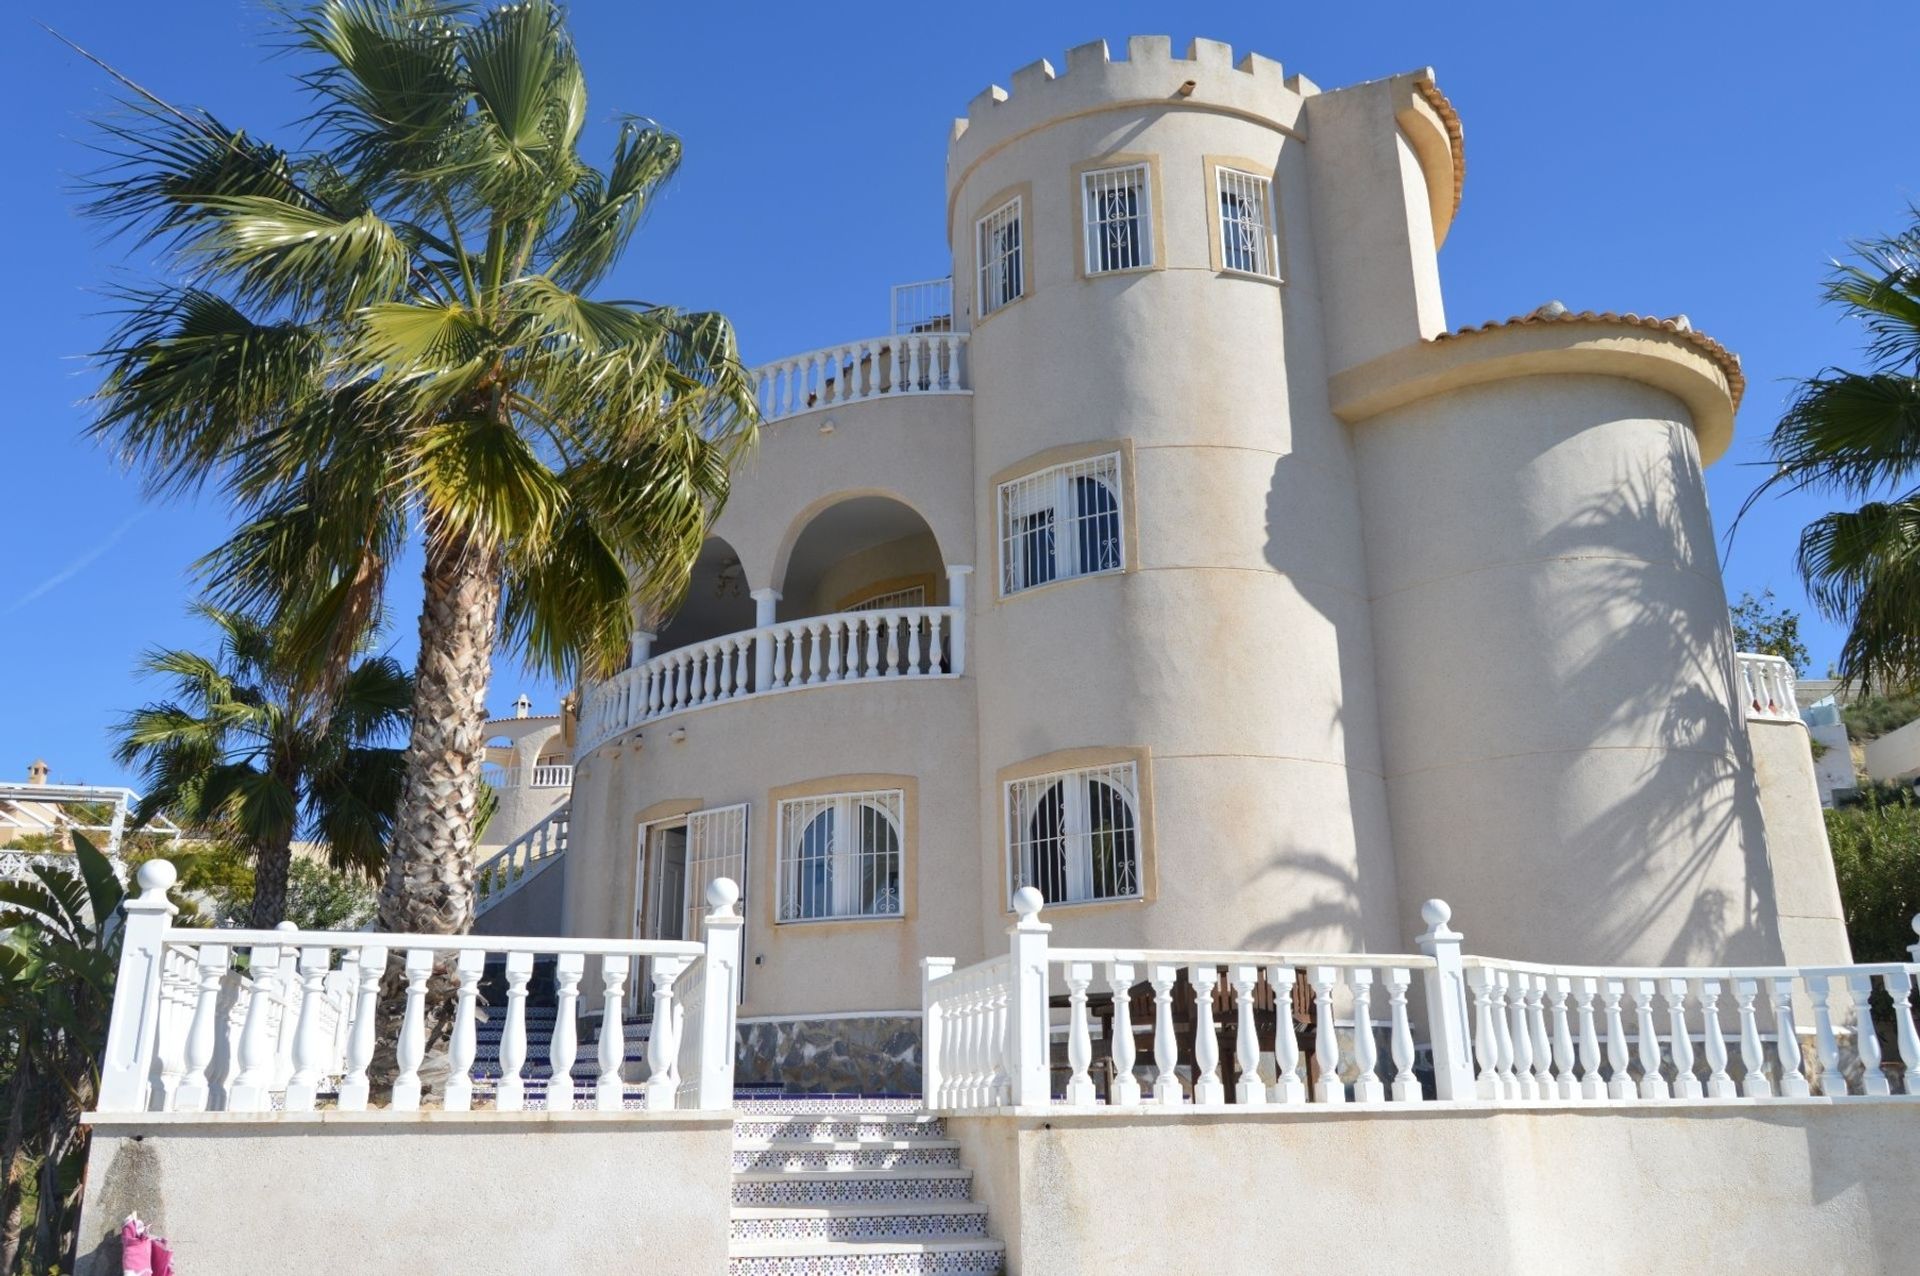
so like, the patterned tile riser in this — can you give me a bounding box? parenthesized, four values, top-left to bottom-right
(733, 1148, 961, 1172)
(735, 1098, 923, 1113)
(734, 1120, 945, 1140)
(732, 1177, 974, 1206)
(727, 1252, 1002, 1275)
(730, 1213, 989, 1243)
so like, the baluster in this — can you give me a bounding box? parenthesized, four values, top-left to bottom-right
(492, 951, 532, 1111)
(1699, 978, 1735, 1099)
(1574, 977, 1604, 1100)
(334, 945, 385, 1111)
(1149, 964, 1180, 1104)
(1231, 965, 1265, 1106)
(702, 646, 719, 702)
(804, 624, 823, 684)
(1773, 976, 1811, 1097)
(951, 983, 973, 1108)
(442, 949, 484, 1111)
(827, 619, 845, 681)
(1504, 971, 1534, 1100)
(283, 946, 332, 1112)
(1601, 979, 1634, 1100)
(906, 335, 923, 393)
(1735, 977, 1772, 1098)
(906, 609, 925, 673)
(1311, 966, 1343, 1104)
(1630, 979, 1669, 1099)
(880, 612, 899, 674)
(1268, 965, 1307, 1104)
(174, 945, 229, 1113)
(771, 628, 789, 688)
(1542, 977, 1573, 1101)
(718, 641, 735, 698)
(1526, 977, 1553, 1097)
(1065, 962, 1095, 1105)
(1113, 959, 1136, 1097)
(862, 614, 880, 679)
(891, 336, 906, 394)
(597, 955, 630, 1111)
(272, 929, 300, 1090)
(1349, 968, 1382, 1102)
(550, 953, 583, 1110)
(960, 980, 981, 1108)
(226, 943, 284, 1113)
(1664, 978, 1702, 1099)
(1490, 971, 1518, 1100)
(645, 959, 681, 1110)
(1190, 964, 1224, 1106)
(991, 978, 1013, 1106)
(1809, 974, 1848, 1097)
(1468, 967, 1500, 1100)
(1888, 970, 1920, 1097)
(1387, 968, 1420, 1102)
(670, 656, 686, 710)
(391, 948, 434, 1112)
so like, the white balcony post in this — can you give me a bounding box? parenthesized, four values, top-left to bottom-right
(1006, 887, 1052, 1109)
(750, 589, 780, 691)
(1415, 899, 1475, 1102)
(695, 877, 745, 1110)
(98, 860, 179, 1113)
(630, 629, 654, 667)
(945, 566, 972, 675)
(921, 957, 955, 1108)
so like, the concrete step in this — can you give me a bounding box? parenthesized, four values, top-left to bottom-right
(726, 1238, 1004, 1275)
(729, 1201, 990, 1245)
(732, 1139, 963, 1173)
(734, 1114, 945, 1142)
(731, 1169, 974, 1207)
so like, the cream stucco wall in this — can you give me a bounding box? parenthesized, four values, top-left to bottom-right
(951, 1104, 1920, 1275)
(1748, 718, 1852, 965)
(76, 1112, 733, 1276)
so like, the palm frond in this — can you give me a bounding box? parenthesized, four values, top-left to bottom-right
(1766, 371, 1920, 500)
(187, 195, 413, 313)
(411, 414, 568, 552)
(547, 119, 681, 289)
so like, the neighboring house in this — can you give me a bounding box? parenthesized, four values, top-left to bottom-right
(0, 759, 176, 861)
(541, 42, 1852, 1091)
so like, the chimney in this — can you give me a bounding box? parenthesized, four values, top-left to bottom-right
(27, 759, 48, 786)
(514, 694, 532, 719)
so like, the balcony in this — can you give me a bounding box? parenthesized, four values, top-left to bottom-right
(750, 278, 970, 424)
(1735, 651, 1801, 724)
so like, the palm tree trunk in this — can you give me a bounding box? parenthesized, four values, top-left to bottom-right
(0, 1063, 30, 1276)
(248, 829, 296, 929)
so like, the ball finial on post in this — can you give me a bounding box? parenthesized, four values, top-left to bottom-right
(133, 857, 178, 900)
(1012, 886, 1045, 921)
(707, 876, 741, 918)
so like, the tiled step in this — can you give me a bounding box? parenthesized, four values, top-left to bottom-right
(732, 1139, 963, 1173)
(734, 1097, 923, 1113)
(726, 1238, 1005, 1275)
(732, 1169, 975, 1207)
(730, 1202, 990, 1244)
(735, 1115, 946, 1141)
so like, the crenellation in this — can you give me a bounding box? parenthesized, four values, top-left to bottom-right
(948, 33, 1307, 178)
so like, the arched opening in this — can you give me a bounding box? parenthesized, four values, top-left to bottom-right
(778, 495, 947, 619)
(652, 535, 757, 657)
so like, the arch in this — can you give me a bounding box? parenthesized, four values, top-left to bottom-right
(772, 492, 950, 621)
(652, 533, 758, 657)
(768, 487, 951, 600)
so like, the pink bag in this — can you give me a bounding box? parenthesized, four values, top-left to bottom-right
(120, 1215, 152, 1276)
(151, 1236, 174, 1276)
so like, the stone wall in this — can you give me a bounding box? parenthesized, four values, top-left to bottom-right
(735, 1014, 922, 1094)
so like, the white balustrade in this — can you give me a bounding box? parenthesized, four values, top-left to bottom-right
(96, 859, 743, 1115)
(751, 331, 971, 424)
(474, 805, 570, 918)
(575, 607, 962, 755)
(1736, 651, 1801, 723)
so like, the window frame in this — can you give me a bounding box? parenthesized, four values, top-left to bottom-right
(1080, 162, 1154, 275)
(975, 195, 1026, 317)
(775, 788, 908, 924)
(1071, 154, 1165, 281)
(1005, 761, 1144, 909)
(1204, 155, 1286, 283)
(995, 451, 1127, 598)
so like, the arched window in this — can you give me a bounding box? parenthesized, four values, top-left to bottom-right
(998, 453, 1125, 596)
(778, 789, 906, 921)
(1007, 762, 1141, 906)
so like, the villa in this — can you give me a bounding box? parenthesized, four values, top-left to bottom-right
(76, 37, 1920, 1276)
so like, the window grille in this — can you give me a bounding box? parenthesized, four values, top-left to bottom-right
(1217, 167, 1277, 278)
(636, 802, 748, 1013)
(849, 584, 926, 611)
(683, 803, 749, 940)
(777, 789, 906, 922)
(1083, 164, 1152, 274)
(977, 198, 1024, 315)
(1007, 762, 1141, 906)
(997, 453, 1124, 596)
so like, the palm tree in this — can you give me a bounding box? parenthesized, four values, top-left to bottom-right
(1756, 213, 1920, 692)
(113, 606, 411, 928)
(82, 0, 756, 936)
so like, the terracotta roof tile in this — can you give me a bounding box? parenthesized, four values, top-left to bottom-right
(1413, 77, 1464, 221)
(1432, 306, 1745, 410)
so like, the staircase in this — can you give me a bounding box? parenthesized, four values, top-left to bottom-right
(469, 1004, 653, 1106)
(727, 1099, 1005, 1274)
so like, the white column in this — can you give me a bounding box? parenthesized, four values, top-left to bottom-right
(1149, 963, 1181, 1105)
(1311, 967, 1343, 1104)
(1190, 964, 1224, 1106)
(174, 942, 230, 1113)
(1064, 962, 1096, 1106)
(226, 942, 285, 1113)
(390, 948, 434, 1112)
(1231, 965, 1265, 1106)
(550, 953, 584, 1110)
(1268, 965, 1306, 1104)
(945, 566, 973, 675)
(283, 945, 332, 1112)
(443, 949, 484, 1111)
(98, 860, 179, 1113)
(1415, 900, 1475, 1101)
(1106, 962, 1141, 1107)
(750, 589, 780, 692)
(1350, 968, 1383, 1103)
(498, 951, 533, 1111)
(337, 945, 386, 1111)
(922, 957, 955, 1109)
(695, 878, 746, 1110)
(1006, 887, 1052, 1108)
(1387, 968, 1421, 1102)
(597, 955, 631, 1111)
(1700, 978, 1736, 1100)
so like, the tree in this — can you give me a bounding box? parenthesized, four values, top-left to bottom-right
(1825, 784, 1920, 962)
(1730, 588, 1811, 674)
(81, 0, 756, 939)
(113, 605, 410, 927)
(0, 836, 124, 1274)
(1752, 211, 1920, 693)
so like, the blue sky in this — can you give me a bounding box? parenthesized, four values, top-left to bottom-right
(3, 2, 1916, 789)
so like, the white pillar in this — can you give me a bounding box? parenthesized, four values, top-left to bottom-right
(921, 956, 955, 1109)
(98, 860, 179, 1112)
(945, 566, 972, 675)
(750, 588, 781, 691)
(1415, 899, 1475, 1101)
(631, 629, 656, 666)
(1006, 886, 1052, 1109)
(694, 877, 746, 1109)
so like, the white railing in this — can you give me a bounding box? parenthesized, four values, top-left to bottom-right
(475, 805, 569, 917)
(1737, 651, 1801, 723)
(752, 332, 970, 424)
(923, 894, 1920, 1111)
(530, 764, 572, 788)
(577, 605, 964, 755)
(891, 277, 954, 334)
(480, 764, 574, 790)
(99, 861, 743, 1115)
(0, 847, 79, 882)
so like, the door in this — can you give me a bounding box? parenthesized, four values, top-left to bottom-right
(634, 804, 749, 1010)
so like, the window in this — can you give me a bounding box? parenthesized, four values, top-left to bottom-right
(1217, 167, 1277, 278)
(777, 789, 905, 922)
(976, 198, 1024, 315)
(1007, 763, 1140, 906)
(997, 453, 1124, 596)
(1082, 164, 1153, 274)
